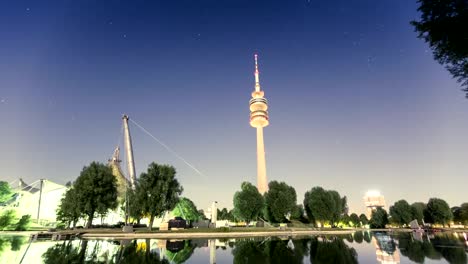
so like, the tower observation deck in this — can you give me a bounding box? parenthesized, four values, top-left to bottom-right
(249, 54, 269, 194)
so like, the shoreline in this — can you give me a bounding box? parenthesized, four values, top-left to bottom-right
(2, 227, 466, 240)
(81, 229, 359, 240)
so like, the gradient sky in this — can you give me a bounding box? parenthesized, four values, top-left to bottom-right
(1, 0, 467, 214)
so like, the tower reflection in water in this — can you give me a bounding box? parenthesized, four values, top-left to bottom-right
(372, 232, 400, 264)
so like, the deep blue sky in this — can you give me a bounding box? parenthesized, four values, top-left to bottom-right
(1, 0, 467, 214)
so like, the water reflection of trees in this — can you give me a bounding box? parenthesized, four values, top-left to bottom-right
(397, 232, 467, 264)
(116, 240, 169, 264)
(0, 236, 26, 255)
(232, 237, 307, 264)
(309, 237, 358, 264)
(232, 236, 358, 264)
(353, 231, 364, 244)
(42, 240, 92, 264)
(42, 240, 169, 264)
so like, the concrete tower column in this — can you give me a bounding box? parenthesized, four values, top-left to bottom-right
(256, 127, 267, 194)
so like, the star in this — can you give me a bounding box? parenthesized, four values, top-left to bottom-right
(123, 34, 127, 38)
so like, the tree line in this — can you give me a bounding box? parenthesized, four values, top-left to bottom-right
(55, 161, 468, 230)
(226, 181, 468, 229)
(228, 181, 366, 228)
(389, 198, 467, 227)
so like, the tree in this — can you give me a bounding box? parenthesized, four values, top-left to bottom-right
(369, 208, 389, 228)
(233, 182, 264, 225)
(126, 188, 145, 224)
(0, 181, 13, 204)
(136, 163, 183, 230)
(263, 181, 297, 223)
(412, 0, 468, 97)
(359, 214, 368, 226)
(217, 208, 230, 220)
(460, 203, 468, 225)
(389, 200, 413, 226)
(304, 187, 332, 226)
(424, 198, 452, 225)
(14, 215, 31, 231)
(452, 203, 468, 225)
(172, 197, 201, 224)
(57, 187, 82, 228)
(0, 210, 15, 230)
(411, 202, 426, 225)
(303, 187, 345, 227)
(328, 191, 344, 226)
(73, 162, 118, 228)
(340, 214, 350, 227)
(349, 213, 360, 227)
(291, 204, 306, 222)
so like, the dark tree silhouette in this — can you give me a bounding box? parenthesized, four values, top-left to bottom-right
(412, 0, 468, 97)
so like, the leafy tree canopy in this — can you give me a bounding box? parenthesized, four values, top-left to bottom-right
(263, 181, 297, 223)
(57, 187, 82, 228)
(233, 182, 264, 224)
(217, 208, 235, 221)
(424, 198, 452, 225)
(370, 208, 389, 229)
(349, 213, 360, 227)
(73, 162, 119, 228)
(0, 181, 13, 204)
(303, 187, 346, 226)
(15, 215, 31, 231)
(411, 202, 426, 225)
(412, 0, 468, 97)
(136, 163, 183, 230)
(389, 200, 413, 226)
(359, 214, 368, 225)
(0, 210, 16, 230)
(459, 203, 468, 225)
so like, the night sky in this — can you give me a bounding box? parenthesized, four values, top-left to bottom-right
(1, 0, 467, 214)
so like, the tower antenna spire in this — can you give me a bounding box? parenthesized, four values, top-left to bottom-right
(254, 54, 261, 92)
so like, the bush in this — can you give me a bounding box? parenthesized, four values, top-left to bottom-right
(0, 210, 16, 230)
(15, 215, 31, 231)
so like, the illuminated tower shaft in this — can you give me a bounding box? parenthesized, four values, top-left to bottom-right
(122, 115, 136, 189)
(249, 54, 269, 194)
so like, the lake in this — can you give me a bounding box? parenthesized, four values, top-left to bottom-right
(0, 231, 467, 263)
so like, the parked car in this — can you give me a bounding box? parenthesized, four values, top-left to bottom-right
(168, 217, 187, 229)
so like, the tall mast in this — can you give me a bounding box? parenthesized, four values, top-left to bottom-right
(249, 54, 269, 194)
(122, 115, 136, 189)
(254, 54, 261, 92)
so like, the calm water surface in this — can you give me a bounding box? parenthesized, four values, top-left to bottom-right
(0, 231, 467, 263)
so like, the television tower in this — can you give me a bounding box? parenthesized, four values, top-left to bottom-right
(249, 54, 269, 194)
